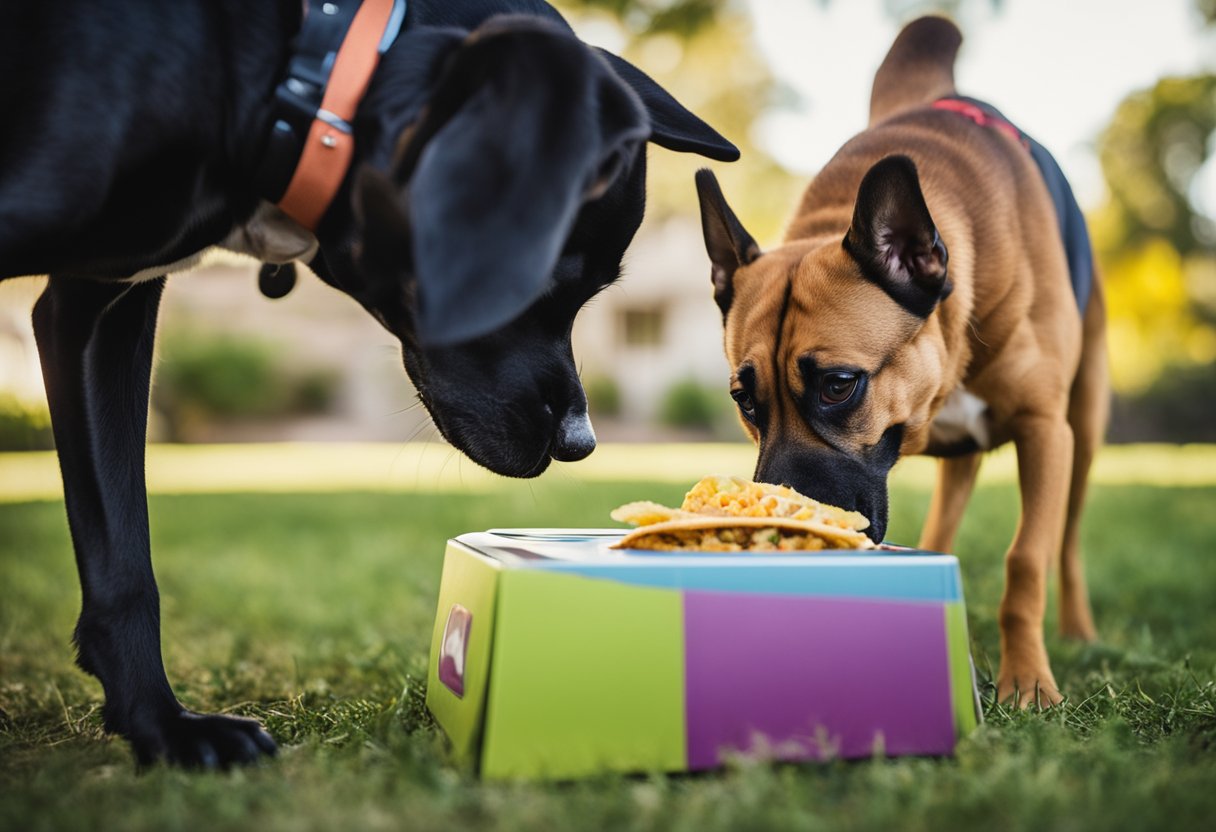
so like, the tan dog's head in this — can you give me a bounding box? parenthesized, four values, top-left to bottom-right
(696, 156, 951, 541)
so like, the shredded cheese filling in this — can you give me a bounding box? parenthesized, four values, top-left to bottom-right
(610, 475, 874, 552)
(630, 527, 833, 552)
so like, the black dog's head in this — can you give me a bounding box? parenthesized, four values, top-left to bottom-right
(308, 15, 737, 477)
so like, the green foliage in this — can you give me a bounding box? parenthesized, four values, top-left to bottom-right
(1096, 74, 1216, 258)
(1199, 0, 1216, 26)
(560, 0, 725, 38)
(1090, 70, 1216, 402)
(292, 368, 341, 415)
(156, 333, 285, 418)
(0, 395, 53, 451)
(555, 0, 801, 242)
(2, 471, 1215, 829)
(585, 375, 623, 418)
(153, 332, 338, 441)
(659, 377, 731, 431)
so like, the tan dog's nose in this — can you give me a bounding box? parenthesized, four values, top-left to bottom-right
(552, 410, 596, 462)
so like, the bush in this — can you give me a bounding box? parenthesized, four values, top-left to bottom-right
(1109, 360, 1216, 442)
(292, 368, 340, 415)
(154, 332, 339, 441)
(659, 378, 733, 432)
(156, 334, 285, 418)
(584, 376, 622, 418)
(0, 395, 54, 451)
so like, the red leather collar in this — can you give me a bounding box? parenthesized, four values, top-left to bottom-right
(271, 0, 407, 231)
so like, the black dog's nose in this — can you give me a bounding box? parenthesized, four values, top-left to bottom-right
(551, 410, 596, 462)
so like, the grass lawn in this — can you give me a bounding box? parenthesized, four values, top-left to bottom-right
(1, 444, 1214, 831)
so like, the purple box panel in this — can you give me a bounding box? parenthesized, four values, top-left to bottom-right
(683, 592, 955, 768)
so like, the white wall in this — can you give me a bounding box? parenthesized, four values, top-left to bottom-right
(572, 218, 733, 422)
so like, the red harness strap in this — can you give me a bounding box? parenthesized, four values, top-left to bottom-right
(931, 98, 1028, 149)
(277, 0, 401, 230)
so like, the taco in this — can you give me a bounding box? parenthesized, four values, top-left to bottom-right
(678, 474, 869, 531)
(609, 475, 874, 552)
(612, 515, 874, 552)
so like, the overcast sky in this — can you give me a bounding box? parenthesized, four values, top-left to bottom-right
(747, 0, 1216, 211)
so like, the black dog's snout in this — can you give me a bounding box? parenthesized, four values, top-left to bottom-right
(550, 409, 596, 462)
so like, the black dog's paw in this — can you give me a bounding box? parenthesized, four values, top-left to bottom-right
(129, 709, 277, 770)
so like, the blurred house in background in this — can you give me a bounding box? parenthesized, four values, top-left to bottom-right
(0, 264, 432, 448)
(2, 0, 1213, 450)
(572, 218, 735, 437)
(144, 258, 430, 444)
(0, 221, 737, 448)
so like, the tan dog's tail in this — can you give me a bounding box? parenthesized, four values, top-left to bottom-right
(869, 16, 961, 127)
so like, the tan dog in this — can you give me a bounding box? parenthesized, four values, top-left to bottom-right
(695, 16, 1108, 706)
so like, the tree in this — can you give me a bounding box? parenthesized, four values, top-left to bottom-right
(1092, 74, 1216, 393)
(1097, 75, 1216, 260)
(555, 0, 801, 241)
(559, 0, 726, 38)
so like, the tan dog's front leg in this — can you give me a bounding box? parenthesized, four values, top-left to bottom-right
(919, 453, 982, 554)
(998, 412, 1074, 707)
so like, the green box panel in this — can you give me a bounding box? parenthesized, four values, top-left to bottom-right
(945, 601, 980, 737)
(480, 570, 686, 779)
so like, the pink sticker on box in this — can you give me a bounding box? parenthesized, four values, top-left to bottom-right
(438, 604, 472, 698)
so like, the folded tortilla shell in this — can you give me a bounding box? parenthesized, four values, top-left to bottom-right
(611, 515, 874, 551)
(608, 500, 697, 526)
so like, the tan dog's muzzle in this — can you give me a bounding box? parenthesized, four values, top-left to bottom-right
(754, 433, 900, 543)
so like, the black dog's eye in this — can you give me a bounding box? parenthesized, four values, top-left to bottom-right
(819, 372, 859, 406)
(731, 388, 757, 422)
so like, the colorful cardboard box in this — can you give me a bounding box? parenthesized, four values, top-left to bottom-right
(426, 529, 980, 780)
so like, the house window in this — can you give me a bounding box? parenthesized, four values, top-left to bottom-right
(621, 307, 665, 347)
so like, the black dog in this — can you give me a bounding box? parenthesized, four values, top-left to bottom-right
(0, 0, 736, 767)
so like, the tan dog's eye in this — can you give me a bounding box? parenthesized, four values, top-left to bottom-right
(731, 388, 757, 423)
(820, 373, 859, 406)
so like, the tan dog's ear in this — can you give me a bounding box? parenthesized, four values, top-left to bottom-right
(696, 168, 760, 316)
(844, 155, 951, 317)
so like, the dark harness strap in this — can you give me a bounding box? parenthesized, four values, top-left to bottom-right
(933, 96, 1094, 314)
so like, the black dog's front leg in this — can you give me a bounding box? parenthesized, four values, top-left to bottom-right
(32, 276, 276, 768)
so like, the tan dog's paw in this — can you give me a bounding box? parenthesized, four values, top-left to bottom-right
(997, 663, 1063, 708)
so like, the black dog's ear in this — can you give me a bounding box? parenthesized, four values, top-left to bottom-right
(355, 166, 413, 285)
(353, 165, 418, 333)
(844, 155, 950, 317)
(598, 50, 740, 162)
(695, 168, 759, 316)
(399, 20, 650, 346)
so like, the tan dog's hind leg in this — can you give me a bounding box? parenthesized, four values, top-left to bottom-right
(1059, 279, 1109, 641)
(919, 453, 983, 553)
(998, 412, 1074, 707)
